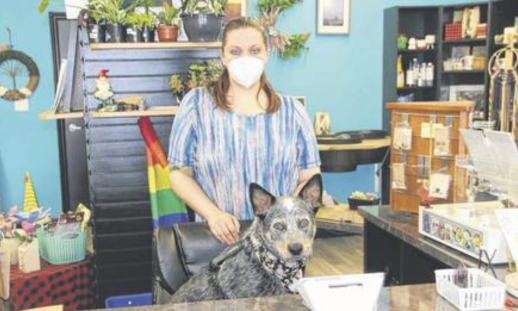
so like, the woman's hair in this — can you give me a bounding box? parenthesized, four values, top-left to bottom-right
(209, 17, 281, 113)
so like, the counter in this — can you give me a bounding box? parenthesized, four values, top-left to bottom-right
(359, 205, 508, 285)
(97, 283, 508, 310)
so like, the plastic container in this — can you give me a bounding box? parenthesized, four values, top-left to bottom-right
(105, 293, 152, 308)
(435, 268, 505, 311)
(348, 198, 380, 210)
(36, 228, 86, 265)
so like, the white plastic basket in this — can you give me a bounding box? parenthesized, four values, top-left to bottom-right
(435, 268, 505, 311)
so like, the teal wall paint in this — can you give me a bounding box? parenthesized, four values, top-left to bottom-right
(0, 0, 481, 213)
(0, 0, 65, 216)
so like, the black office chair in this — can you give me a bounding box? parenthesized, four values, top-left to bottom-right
(151, 221, 252, 304)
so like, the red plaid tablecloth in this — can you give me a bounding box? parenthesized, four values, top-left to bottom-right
(9, 257, 95, 311)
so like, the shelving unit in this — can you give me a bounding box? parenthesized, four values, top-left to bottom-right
(90, 106, 178, 118)
(442, 70, 486, 74)
(383, 0, 518, 129)
(442, 38, 487, 44)
(89, 41, 222, 50)
(398, 49, 437, 54)
(39, 107, 178, 120)
(38, 110, 84, 120)
(77, 29, 221, 306)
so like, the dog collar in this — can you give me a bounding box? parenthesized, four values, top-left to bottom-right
(246, 235, 306, 293)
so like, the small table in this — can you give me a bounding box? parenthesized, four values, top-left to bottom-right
(8, 258, 95, 311)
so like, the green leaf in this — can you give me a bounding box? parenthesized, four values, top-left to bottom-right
(38, 0, 50, 14)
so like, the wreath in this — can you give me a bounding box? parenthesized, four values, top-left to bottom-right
(0, 49, 40, 101)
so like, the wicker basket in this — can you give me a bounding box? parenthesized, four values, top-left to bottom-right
(435, 268, 505, 311)
(36, 228, 86, 265)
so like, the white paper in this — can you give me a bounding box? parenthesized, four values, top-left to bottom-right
(429, 173, 451, 199)
(495, 209, 518, 264)
(296, 273, 384, 311)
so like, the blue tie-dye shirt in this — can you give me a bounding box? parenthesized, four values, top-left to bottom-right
(167, 87, 321, 221)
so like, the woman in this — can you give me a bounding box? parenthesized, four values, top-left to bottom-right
(168, 17, 321, 245)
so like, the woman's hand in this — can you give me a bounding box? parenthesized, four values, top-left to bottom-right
(206, 209, 240, 245)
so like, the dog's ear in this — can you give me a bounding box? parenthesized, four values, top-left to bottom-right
(298, 174, 323, 210)
(250, 183, 276, 219)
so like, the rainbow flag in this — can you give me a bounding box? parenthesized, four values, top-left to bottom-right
(138, 117, 189, 228)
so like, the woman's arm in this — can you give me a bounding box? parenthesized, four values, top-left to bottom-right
(169, 168, 240, 245)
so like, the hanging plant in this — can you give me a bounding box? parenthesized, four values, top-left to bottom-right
(256, 0, 309, 59)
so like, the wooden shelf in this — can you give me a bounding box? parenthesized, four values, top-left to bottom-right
(38, 110, 84, 120)
(318, 137, 391, 151)
(90, 106, 178, 118)
(89, 42, 222, 50)
(443, 38, 487, 45)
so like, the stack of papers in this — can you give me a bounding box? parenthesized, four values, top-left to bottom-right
(295, 273, 384, 311)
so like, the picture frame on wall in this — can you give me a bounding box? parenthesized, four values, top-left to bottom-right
(449, 85, 485, 119)
(225, 0, 247, 21)
(317, 0, 351, 34)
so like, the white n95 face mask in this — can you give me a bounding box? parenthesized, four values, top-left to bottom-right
(227, 57, 265, 89)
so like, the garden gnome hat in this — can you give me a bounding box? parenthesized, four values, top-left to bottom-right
(23, 173, 38, 212)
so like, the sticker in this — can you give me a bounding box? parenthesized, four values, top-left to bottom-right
(393, 123, 412, 150)
(391, 163, 406, 190)
(421, 122, 444, 138)
(429, 173, 451, 199)
(434, 127, 451, 156)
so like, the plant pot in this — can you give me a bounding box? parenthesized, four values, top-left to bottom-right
(106, 23, 127, 43)
(126, 25, 144, 43)
(158, 24, 179, 42)
(181, 13, 224, 42)
(87, 22, 106, 43)
(142, 25, 156, 43)
(348, 198, 380, 211)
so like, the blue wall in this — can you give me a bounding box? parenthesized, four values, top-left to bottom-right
(0, 0, 65, 216)
(0, 0, 480, 214)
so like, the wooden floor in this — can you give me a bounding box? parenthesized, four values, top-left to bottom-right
(305, 235, 364, 277)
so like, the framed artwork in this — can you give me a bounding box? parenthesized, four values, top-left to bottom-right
(317, 0, 350, 34)
(449, 85, 485, 119)
(225, 0, 247, 21)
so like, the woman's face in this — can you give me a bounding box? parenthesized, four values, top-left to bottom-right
(221, 27, 269, 66)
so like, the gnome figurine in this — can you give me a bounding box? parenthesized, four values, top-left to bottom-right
(94, 69, 114, 109)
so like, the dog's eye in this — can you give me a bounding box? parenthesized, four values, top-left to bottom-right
(299, 219, 310, 229)
(273, 223, 286, 231)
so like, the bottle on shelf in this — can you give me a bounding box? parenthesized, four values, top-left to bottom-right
(397, 55, 405, 89)
(412, 58, 419, 83)
(417, 64, 426, 87)
(425, 63, 434, 87)
(406, 61, 415, 87)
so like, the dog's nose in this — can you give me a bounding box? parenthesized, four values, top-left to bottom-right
(288, 243, 303, 256)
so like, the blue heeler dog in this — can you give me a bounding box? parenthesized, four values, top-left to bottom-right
(170, 174, 323, 303)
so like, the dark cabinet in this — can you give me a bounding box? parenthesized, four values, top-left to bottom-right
(364, 220, 448, 286)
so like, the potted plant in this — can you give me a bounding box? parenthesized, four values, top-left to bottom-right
(86, 10, 107, 43)
(180, 0, 226, 42)
(89, 0, 139, 43)
(170, 60, 223, 102)
(156, 1, 180, 42)
(126, 12, 156, 42)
